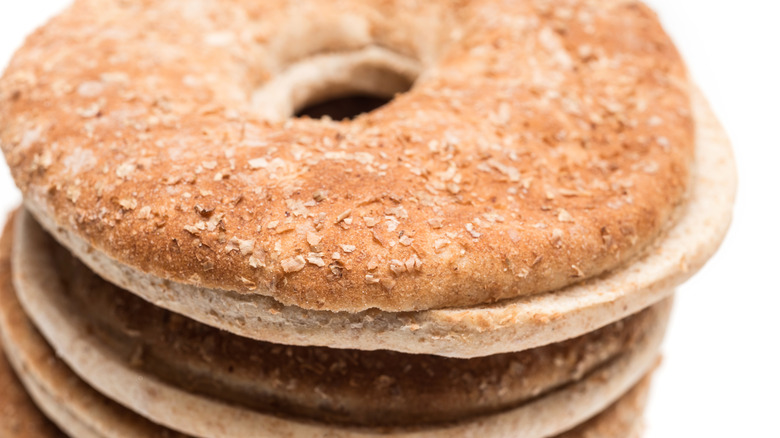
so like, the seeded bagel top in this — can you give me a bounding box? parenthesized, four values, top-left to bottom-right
(0, 0, 693, 312)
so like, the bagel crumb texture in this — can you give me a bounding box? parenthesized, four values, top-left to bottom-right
(0, 0, 693, 312)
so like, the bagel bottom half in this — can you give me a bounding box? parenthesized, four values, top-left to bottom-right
(0, 316, 652, 438)
(0, 211, 665, 437)
(0, 326, 653, 438)
(0, 316, 64, 438)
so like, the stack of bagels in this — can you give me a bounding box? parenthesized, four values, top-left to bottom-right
(0, 0, 735, 437)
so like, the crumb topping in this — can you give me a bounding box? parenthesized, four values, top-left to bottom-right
(0, 0, 694, 312)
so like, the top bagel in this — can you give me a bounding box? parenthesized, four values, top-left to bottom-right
(0, 0, 692, 312)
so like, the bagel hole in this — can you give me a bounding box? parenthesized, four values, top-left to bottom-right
(251, 47, 421, 122)
(295, 95, 394, 121)
(292, 58, 416, 121)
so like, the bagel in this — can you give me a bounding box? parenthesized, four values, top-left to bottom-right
(0, 320, 63, 438)
(15, 83, 734, 357)
(0, 1, 737, 435)
(8, 207, 670, 430)
(0, 212, 658, 438)
(0, 321, 652, 438)
(1, 0, 696, 317)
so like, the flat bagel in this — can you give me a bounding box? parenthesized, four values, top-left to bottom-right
(0, 314, 63, 438)
(2, 0, 695, 313)
(0, 325, 651, 438)
(19, 86, 734, 357)
(0, 212, 186, 438)
(5, 212, 669, 437)
(15, 217, 667, 427)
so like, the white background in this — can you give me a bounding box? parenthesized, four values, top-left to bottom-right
(0, 1, 778, 437)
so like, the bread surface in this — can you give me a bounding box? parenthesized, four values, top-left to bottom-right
(17, 85, 735, 356)
(1, 0, 693, 312)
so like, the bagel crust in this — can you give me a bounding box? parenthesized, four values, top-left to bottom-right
(0, 0, 693, 312)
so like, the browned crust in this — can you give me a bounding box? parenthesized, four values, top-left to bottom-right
(0, 0, 693, 312)
(0, 212, 65, 438)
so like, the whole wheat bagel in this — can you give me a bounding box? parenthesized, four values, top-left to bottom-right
(1, 0, 694, 315)
(8, 208, 669, 428)
(0, 212, 660, 438)
(15, 84, 734, 357)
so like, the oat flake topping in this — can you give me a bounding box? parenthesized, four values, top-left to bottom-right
(0, 0, 693, 311)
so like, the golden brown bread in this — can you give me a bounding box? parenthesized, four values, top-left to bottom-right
(0, 0, 693, 312)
